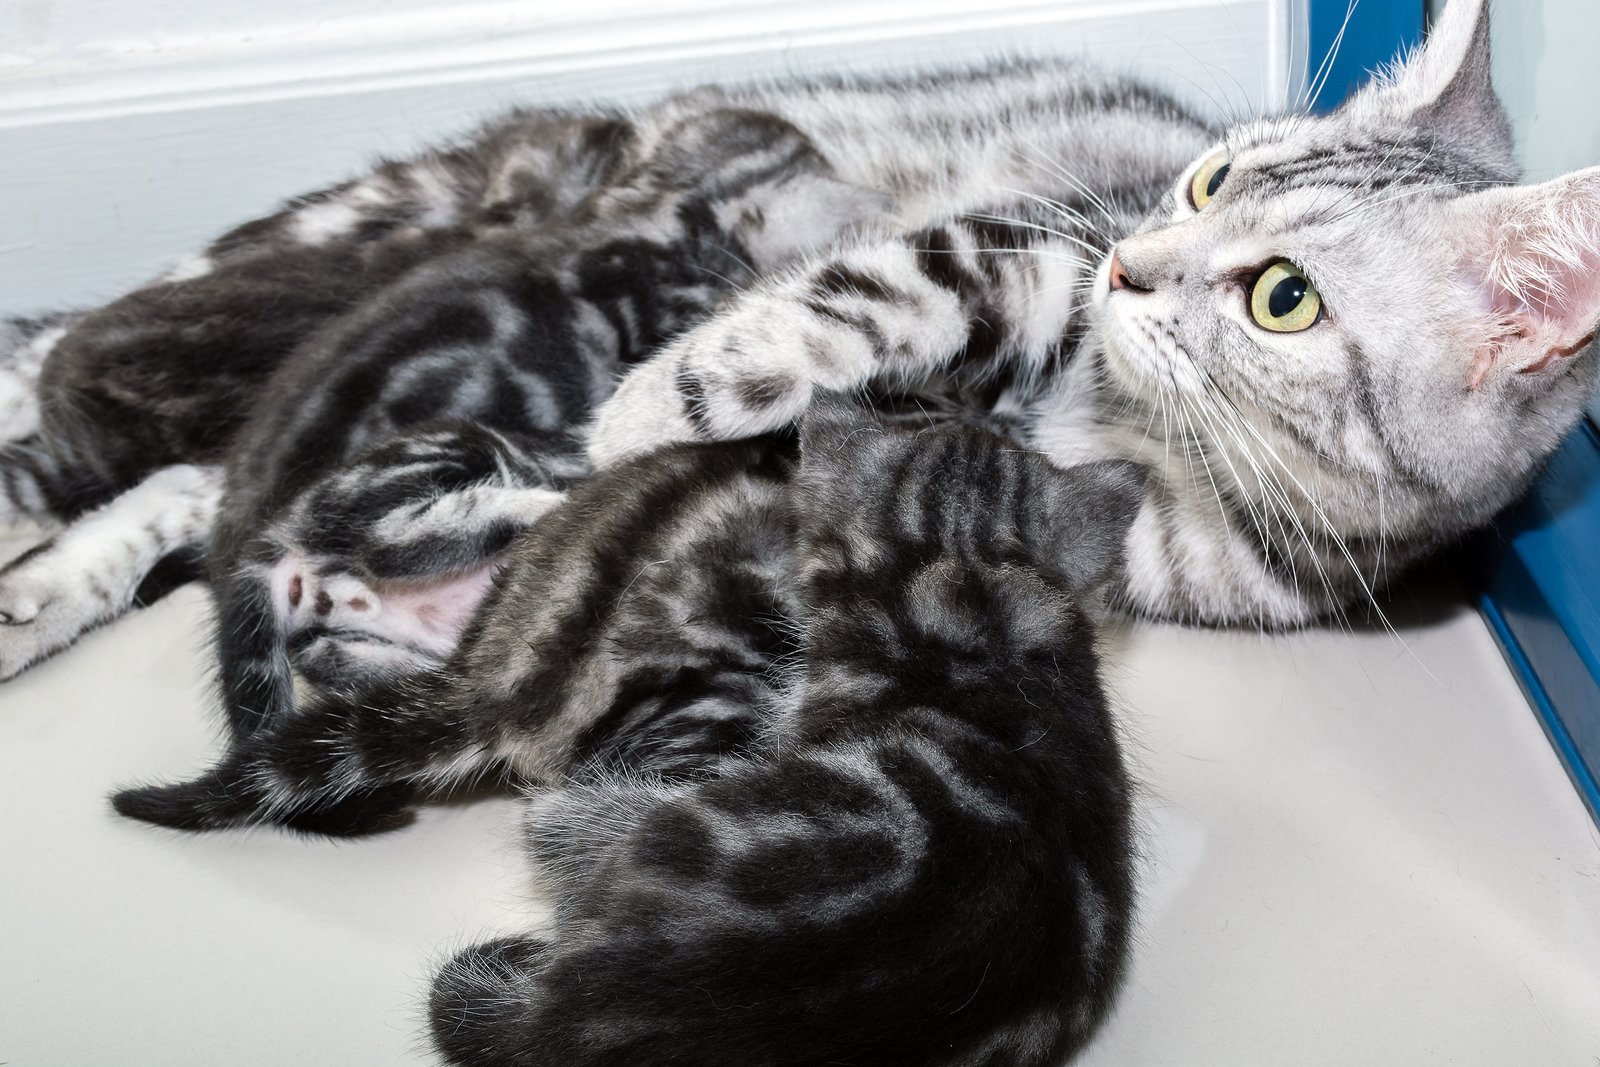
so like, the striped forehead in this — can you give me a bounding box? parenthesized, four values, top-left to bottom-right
(1223, 118, 1498, 200)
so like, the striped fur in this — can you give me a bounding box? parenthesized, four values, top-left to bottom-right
(6, 0, 1593, 681)
(590, 0, 1600, 626)
(0, 58, 1205, 690)
(115, 397, 1146, 1067)
(0, 106, 888, 695)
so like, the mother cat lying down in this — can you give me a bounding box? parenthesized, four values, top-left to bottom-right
(587, 0, 1600, 625)
(0, 0, 1596, 715)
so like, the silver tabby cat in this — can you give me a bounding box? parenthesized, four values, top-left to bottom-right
(587, 0, 1600, 625)
(0, 0, 1595, 699)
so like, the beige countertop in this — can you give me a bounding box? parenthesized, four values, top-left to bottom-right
(2, 567, 1597, 1065)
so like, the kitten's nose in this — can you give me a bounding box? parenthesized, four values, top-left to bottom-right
(1107, 250, 1149, 293)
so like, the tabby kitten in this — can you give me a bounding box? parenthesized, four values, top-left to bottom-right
(115, 397, 1146, 1066)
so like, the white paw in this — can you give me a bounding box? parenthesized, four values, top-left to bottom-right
(0, 462, 222, 680)
(0, 575, 44, 625)
(0, 551, 103, 678)
(586, 355, 701, 468)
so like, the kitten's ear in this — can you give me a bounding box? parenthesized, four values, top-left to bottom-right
(1449, 167, 1600, 387)
(735, 174, 895, 272)
(1034, 460, 1148, 593)
(1346, 0, 1515, 181)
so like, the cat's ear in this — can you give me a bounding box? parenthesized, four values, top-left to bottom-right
(1345, 0, 1515, 181)
(1034, 460, 1148, 594)
(1448, 167, 1600, 388)
(734, 175, 896, 272)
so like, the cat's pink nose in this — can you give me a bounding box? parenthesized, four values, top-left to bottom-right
(1108, 251, 1135, 292)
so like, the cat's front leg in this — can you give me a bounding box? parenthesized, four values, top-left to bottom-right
(588, 237, 974, 465)
(0, 463, 221, 679)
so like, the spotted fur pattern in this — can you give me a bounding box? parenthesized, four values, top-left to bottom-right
(114, 397, 1147, 1067)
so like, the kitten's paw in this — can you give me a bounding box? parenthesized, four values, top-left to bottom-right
(0, 559, 92, 678)
(272, 552, 499, 673)
(587, 353, 703, 467)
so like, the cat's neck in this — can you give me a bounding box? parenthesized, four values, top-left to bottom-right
(1028, 349, 1404, 624)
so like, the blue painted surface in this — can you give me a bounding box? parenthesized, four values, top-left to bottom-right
(1308, 0, 1426, 111)
(1470, 419, 1600, 826)
(1481, 589, 1600, 824)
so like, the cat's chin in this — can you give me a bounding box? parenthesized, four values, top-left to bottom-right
(1089, 314, 1162, 407)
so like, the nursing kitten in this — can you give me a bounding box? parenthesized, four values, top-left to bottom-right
(115, 398, 1147, 1067)
(0, 106, 891, 720)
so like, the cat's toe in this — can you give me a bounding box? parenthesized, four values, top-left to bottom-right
(430, 937, 555, 1066)
(0, 597, 72, 678)
(0, 595, 42, 625)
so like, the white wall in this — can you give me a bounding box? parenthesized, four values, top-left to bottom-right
(1453, 0, 1600, 183)
(0, 0, 1308, 318)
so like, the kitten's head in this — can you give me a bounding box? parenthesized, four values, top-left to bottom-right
(1095, 0, 1600, 542)
(796, 393, 1147, 595)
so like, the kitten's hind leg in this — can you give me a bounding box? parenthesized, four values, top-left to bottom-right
(112, 667, 492, 834)
(0, 463, 221, 678)
(0, 316, 73, 445)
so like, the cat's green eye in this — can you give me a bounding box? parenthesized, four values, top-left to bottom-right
(1249, 262, 1322, 332)
(1189, 149, 1231, 209)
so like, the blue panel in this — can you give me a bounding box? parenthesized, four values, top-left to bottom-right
(1308, 0, 1426, 111)
(1480, 594, 1600, 822)
(1469, 420, 1600, 827)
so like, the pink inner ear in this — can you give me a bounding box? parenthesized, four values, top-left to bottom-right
(1463, 173, 1600, 388)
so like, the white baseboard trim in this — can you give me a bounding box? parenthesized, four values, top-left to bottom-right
(1, 0, 1305, 129)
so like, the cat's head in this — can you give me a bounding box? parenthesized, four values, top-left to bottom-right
(1094, 0, 1600, 540)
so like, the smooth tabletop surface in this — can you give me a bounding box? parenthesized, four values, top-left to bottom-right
(2, 567, 1597, 1065)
